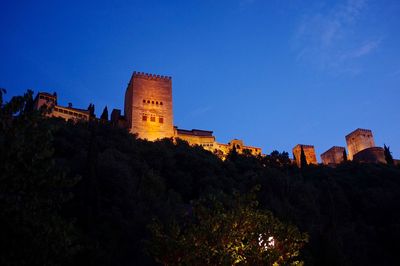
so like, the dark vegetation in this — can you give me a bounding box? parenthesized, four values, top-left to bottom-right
(1, 90, 400, 265)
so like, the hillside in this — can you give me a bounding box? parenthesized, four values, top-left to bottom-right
(1, 91, 400, 266)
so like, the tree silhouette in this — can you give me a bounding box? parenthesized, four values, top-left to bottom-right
(100, 106, 108, 121)
(384, 144, 394, 165)
(87, 103, 95, 119)
(300, 145, 307, 168)
(148, 189, 308, 265)
(342, 149, 348, 162)
(0, 88, 6, 106)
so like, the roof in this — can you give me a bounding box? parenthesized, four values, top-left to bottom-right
(345, 128, 373, 138)
(176, 128, 214, 137)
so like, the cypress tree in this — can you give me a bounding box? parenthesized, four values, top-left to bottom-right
(100, 106, 108, 121)
(342, 149, 348, 162)
(384, 144, 394, 165)
(300, 145, 307, 168)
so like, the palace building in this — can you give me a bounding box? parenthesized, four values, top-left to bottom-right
(33, 92, 90, 121)
(112, 71, 262, 157)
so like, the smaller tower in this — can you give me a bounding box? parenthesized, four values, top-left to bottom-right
(292, 144, 318, 167)
(345, 128, 375, 160)
(321, 146, 346, 166)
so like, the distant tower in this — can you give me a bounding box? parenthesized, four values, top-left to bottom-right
(345, 128, 375, 160)
(321, 146, 346, 166)
(124, 71, 174, 140)
(292, 144, 318, 167)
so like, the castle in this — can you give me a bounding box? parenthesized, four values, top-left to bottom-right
(33, 71, 396, 165)
(34, 71, 262, 157)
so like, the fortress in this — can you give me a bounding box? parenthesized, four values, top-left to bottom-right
(119, 71, 262, 156)
(35, 71, 261, 157)
(33, 71, 396, 164)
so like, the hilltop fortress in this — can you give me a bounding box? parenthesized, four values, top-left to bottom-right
(33, 71, 396, 164)
(119, 71, 261, 156)
(35, 71, 261, 157)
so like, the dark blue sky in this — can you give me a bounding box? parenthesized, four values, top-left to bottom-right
(1, 0, 399, 159)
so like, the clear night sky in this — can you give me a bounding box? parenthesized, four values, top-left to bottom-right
(1, 0, 399, 159)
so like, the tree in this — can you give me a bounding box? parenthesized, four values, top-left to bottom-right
(0, 90, 80, 265)
(342, 149, 348, 162)
(384, 144, 394, 165)
(100, 106, 108, 121)
(87, 103, 95, 119)
(148, 189, 308, 265)
(300, 145, 308, 168)
(0, 88, 6, 106)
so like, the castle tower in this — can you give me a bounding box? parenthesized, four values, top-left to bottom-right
(345, 128, 375, 160)
(124, 71, 174, 140)
(292, 144, 318, 167)
(321, 146, 346, 166)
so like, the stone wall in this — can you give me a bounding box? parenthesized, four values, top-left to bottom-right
(346, 128, 375, 160)
(293, 144, 318, 167)
(321, 146, 346, 166)
(124, 72, 174, 141)
(353, 147, 386, 164)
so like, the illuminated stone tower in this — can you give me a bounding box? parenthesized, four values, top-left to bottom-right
(345, 128, 375, 160)
(124, 71, 174, 140)
(292, 144, 318, 167)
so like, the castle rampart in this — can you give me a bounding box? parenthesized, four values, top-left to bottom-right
(293, 144, 318, 167)
(124, 71, 174, 140)
(321, 146, 346, 166)
(345, 128, 375, 160)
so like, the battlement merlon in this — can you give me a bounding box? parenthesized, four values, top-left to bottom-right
(345, 128, 373, 139)
(321, 146, 345, 157)
(129, 71, 172, 83)
(294, 144, 315, 149)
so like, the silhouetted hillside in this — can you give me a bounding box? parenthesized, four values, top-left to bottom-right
(1, 91, 400, 265)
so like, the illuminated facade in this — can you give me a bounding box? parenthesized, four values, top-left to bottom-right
(292, 144, 317, 167)
(124, 72, 174, 140)
(345, 128, 375, 160)
(34, 92, 90, 121)
(321, 146, 346, 166)
(119, 71, 262, 156)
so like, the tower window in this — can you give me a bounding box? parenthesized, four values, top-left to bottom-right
(150, 116, 155, 122)
(160, 102, 163, 105)
(142, 115, 147, 121)
(152, 101, 154, 104)
(147, 100, 150, 103)
(143, 99, 146, 103)
(159, 117, 164, 123)
(156, 101, 159, 105)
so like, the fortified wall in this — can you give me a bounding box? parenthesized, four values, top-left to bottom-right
(124, 72, 174, 141)
(346, 128, 375, 160)
(121, 71, 262, 156)
(33, 92, 90, 121)
(292, 144, 317, 167)
(32, 72, 397, 164)
(321, 146, 346, 166)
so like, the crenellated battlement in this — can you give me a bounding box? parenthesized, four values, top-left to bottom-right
(345, 128, 372, 139)
(132, 71, 172, 81)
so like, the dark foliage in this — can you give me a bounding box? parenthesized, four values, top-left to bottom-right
(300, 145, 307, 168)
(384, 144, 394, 165)
(100, 106, 108, 121)
(1, 91, 400, 265)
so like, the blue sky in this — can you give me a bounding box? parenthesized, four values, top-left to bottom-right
(1, 0, 399, 159)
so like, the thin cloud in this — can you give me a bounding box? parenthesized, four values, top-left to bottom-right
(340, 39, 381, 60)
(187, 106, 213, 118)
(292, 0, 379, 73)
